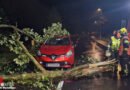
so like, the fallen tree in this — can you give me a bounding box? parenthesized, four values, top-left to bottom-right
(0, 24, 117, 89)
(63, 59, 116, 79)
(0, 59, 116, 80)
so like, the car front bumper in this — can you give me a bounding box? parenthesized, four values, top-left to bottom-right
(36, 56, 74, 68)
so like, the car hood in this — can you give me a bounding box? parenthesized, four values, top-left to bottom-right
(40, 45, 72, 55)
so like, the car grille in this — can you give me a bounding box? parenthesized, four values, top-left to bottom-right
(44, 54, 61, 60)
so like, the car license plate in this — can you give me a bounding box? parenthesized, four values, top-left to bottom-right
(46, 63, 60, 67)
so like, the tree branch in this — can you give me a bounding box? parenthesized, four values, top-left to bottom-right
(0, 24, 40, 43)
(0, 59, 116, 80)
(16, 39, 47, 74)
(63, 59, 116, 79)
(0, 24, 47, 74)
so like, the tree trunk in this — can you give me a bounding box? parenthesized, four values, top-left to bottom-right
(16, 40, 47, 74)
(0, 59, 116, 80)
(0, 24, 47, 74)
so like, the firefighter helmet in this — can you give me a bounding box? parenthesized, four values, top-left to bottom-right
(120, 28, 127, 34)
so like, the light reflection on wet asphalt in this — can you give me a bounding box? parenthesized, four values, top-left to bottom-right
(66, 36, 130, 90)
(63, 72, 130, 90)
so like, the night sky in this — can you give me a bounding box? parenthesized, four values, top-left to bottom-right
(0, 0, 130, 35)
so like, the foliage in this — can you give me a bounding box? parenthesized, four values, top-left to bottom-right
(43, 22, 70, 39)
(80, 55, 99, 64)
(0, 22, 70, 89)
(23, 22, 70, 55)
(0, 33, 30, 67)
(22, 22, 70, 43)
(22, 28, 43, 43)
(0, 22, 70, 69)
(3, 76, 56, 90)
(14, 76, 56, 90)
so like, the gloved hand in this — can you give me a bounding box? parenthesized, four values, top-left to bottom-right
(108, 44, 110, 48)
(105, 50, 111, 57)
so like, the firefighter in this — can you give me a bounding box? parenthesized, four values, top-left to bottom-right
(120, 28, 128, 37)
(119, 28, 129, 55)
(106, 30, 121, 58)
(128, 32, 130, 42)
(119, 37, 130, 55)
(118, 28, 130, 76)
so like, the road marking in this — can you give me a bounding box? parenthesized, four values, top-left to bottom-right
(57, 81, 64, 90)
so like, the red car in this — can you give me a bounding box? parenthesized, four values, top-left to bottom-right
(36, 36, 75, 68)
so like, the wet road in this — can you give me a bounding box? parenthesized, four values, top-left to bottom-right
(63, 35, 130, 90)
(73, 35, 106, 65)
(63, 72, 130, 90)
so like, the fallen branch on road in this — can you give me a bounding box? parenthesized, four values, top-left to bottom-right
(62, 59, 116, 79)
(0, 59, 117, 81)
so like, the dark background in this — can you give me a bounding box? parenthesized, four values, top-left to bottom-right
(0, 0, 130, 35)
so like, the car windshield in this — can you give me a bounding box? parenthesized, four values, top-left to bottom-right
(44, 37, 70, 45)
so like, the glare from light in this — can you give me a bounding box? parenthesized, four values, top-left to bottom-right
(97, 8, 102, 13)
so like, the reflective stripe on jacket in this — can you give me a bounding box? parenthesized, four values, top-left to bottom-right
(111, 36, 120, 51)
(119, 36, 130, 56)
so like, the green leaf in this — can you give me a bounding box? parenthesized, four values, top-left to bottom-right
(25, 36, 29, 41)
(9, 40, 14, 44)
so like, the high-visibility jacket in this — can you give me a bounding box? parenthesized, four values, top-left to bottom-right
(111, 36, 120, 51)
(119, 36, 130, 56)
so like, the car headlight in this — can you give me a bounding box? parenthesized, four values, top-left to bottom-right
(37, 50, 41, 56)
(65, 50, 73, 57)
